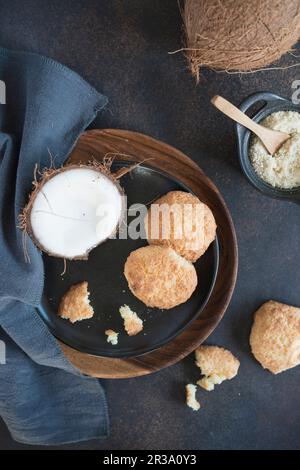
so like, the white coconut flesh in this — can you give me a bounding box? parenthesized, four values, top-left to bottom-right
(29, 168, 123, 259)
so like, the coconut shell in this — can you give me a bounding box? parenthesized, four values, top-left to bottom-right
(20, 162, 126, 260)
(184, 0, 300, 80)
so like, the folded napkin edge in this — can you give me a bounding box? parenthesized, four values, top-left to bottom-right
(0, 46, 108, 110)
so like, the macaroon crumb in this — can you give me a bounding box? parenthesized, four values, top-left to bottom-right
(195, 345, 239, 390)
(197, 374, 226, 391)
(58, 281, 94, 323)
(186, 384, 201, 411)
(105, 329, 119, 346)
(119, 304, 143, 336)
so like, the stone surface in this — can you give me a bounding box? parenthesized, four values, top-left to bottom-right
(0, 0, 299, 450)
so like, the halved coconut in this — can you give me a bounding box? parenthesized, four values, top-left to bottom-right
(22, 164, 125, 259)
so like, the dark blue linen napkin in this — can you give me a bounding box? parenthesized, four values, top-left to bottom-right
(0, 47, 109, 445)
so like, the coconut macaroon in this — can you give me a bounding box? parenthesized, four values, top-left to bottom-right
(186, 384, 201, 411)
(124, 245, 198, 309)
(105, 329, 119, 345)
(250, 300, 300, 374)
(195, 345, 240, 391)
(145, 191, 216, 263)
(58, 281, 94, 323)
(119, 305, 143, 336)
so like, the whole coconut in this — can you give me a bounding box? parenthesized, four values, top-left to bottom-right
(184, 0, 300, 80)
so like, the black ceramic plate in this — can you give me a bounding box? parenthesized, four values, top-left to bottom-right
(38, 161, 219, 358)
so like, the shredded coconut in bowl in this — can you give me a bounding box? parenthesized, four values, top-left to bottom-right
(249, 111, 300, 189)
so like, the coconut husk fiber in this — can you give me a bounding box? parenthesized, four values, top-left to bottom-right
(184, 0, 300, 81)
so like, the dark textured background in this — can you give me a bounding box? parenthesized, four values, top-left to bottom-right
(0, 0, 299, 450)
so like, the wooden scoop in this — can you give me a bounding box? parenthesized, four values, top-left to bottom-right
(211, 95, 290, 155)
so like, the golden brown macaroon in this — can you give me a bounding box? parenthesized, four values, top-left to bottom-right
(250, 300, 300, 374)
(145, 191, 217, 263)
(124, 246, 198, 309)
(195, 345, 240, 390)
(58, 281, 94, 323)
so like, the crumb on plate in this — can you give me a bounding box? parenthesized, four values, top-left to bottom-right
(58, 281, 94, 323)
(119, 304, 143, 336)
(105, 329, 119, 346)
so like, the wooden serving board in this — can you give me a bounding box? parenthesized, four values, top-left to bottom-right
(59, 129, 238, 378)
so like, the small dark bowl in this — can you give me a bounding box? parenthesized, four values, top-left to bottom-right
(236, 91, 300, 204)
